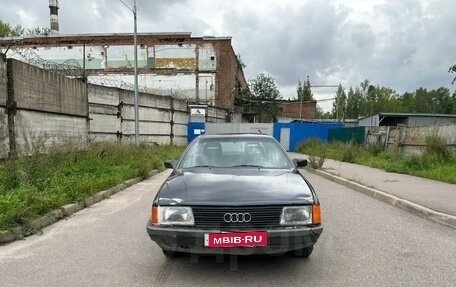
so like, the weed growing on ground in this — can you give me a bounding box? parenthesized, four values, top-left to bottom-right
(0, 142, 183, 231)
(308, 155, 325, 169)
(297, 138, 456, 184)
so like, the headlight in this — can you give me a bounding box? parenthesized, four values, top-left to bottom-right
(152, 206, 195, 226)
(280, 206, 312, 225)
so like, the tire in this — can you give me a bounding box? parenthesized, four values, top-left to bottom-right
(293, 246, 313, 258)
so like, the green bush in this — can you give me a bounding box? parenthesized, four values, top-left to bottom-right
(308, 155, 325, 169)
(424, 133, 450, 159)
(341, 145, 357, 163)
(0, 143, 183, 231)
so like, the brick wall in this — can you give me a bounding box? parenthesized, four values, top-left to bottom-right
(278, 100, 317, 119)
(0, 34, 249, 111)
(211, 40, 249, 110)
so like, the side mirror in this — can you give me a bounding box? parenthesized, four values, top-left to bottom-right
(164, 160, 178, 169)
(293, 159, 308, 168)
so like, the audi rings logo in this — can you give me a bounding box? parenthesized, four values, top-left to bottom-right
(223, 213, 252, 223)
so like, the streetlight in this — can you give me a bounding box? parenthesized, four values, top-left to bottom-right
(120, 0, 139, 145)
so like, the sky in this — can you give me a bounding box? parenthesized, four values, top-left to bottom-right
(1, 0, 455, 111)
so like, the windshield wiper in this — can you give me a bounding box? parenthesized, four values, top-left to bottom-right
(188, 165, 214, 168)
(229, 164, 264, 168)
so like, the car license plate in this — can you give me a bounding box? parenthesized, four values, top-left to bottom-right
(204, 231, 268, 248)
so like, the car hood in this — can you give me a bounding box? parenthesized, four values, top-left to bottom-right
(156, 168, 314, 206)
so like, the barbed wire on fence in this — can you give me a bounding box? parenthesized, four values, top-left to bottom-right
(3, 41, 198, 101)
(87, 76, 191, 99)
(10, 46, 84, 77)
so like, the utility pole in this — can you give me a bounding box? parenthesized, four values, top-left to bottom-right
(336, 96, 339, 122)
(120, 0, 139, 144)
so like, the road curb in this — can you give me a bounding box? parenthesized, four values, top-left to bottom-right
(0, 169, 160, 245)
(308, 168, 456, 230)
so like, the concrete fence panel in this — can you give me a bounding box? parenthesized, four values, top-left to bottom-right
(122, 135, 171, 145)
(1, 58, 236, 154)
(88, 85, 120, 106)
(0, 56, 6, 106)
(14, 110, 88, 154)
(173, 111, 189, 145)
(88, 84, 121, 142)
(122, 120, 170, 135)
(0, 56, 8, 158)
(2, 59, 89, 157)
(0, 107, 8, 158)
(174, 111, 188, 124)
(173, 124, 187, 138)
(386, 125, 456, 155)
(207, 106, 227, 122)
(122, 105, 171, 122)
(120, 90, 171, 110)
(11, 59, 87, 117)
(88, 83, 192, 146)
(174, 99, 188, 113)
(89, 113, 121, 134)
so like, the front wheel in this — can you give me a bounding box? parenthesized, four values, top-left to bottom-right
(293, 246, 313, 258)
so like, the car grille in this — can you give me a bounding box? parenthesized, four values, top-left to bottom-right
(192, 206, 283, 229)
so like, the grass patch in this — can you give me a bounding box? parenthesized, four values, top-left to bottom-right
(0, 143, 183, 231)
(297, 139, 456, 184)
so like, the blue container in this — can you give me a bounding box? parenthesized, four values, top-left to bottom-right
(273, 122, 343, 151)
(187, 122, 206, 143)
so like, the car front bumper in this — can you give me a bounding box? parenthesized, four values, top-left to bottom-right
(146, 221, 323, 255)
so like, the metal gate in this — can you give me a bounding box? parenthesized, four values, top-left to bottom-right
(279, 128, 290, 151)
(273, 122, 344, 151)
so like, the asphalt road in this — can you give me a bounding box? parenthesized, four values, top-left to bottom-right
(1, 170, 455, 287)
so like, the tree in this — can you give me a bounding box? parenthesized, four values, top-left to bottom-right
(233, 86, 251, 109)
(357, 79, 372, 116)
(452, 91, 456, 113)
(297, 75, 314, 101)
(250, 73, 281, 100)
(248, 73, 281, 122)
(429, 87, 456, 114)
(322, 77, 456, 118)
(360, 79, 370, 98)
(345, 87, 362, 119)
(25, 26, 51, 36)
(401, 92, 416, 112)
(449, 64, 456, 85)
(316, 106, 333, 119)
(332, 84, 347, 121)
(0, 20, 24, 37)
(373, 86, 400, 113)
(359, 84, 376, 116)
(0, 20, 51, 37)
(237, 54, 246, 69)
(414, 87, 431, 113)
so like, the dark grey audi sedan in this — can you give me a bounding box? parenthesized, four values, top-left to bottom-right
(146, 134, 322, 257)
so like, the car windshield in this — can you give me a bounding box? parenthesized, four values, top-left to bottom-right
(178, 137, 293, 169)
